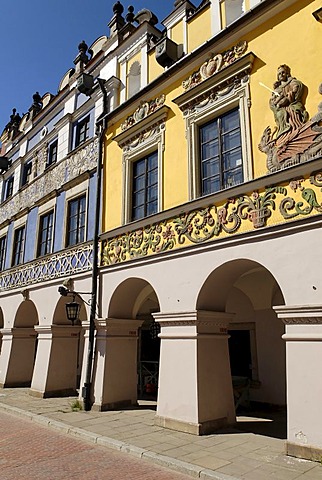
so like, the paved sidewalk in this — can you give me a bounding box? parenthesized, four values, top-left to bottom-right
(0, 389, 321, 480)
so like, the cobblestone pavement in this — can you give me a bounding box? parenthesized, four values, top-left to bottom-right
(0, 410, 191, 480)
(1, 389, 322, 480)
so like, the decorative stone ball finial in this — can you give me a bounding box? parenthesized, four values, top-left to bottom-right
(113, 1, 124, 15)
(33, 92, 42, 105)
(126, 5, 135, 23)
(78, 40, 88, 54)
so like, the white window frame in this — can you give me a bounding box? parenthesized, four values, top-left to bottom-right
(64, 180, 89, 248)
(36, 198, 57, 258)
(184, 80, 252, 200)
(114, 105, 168, 225)
(122, 125, 165, 224)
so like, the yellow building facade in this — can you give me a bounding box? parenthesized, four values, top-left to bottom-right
(95, 0, 322, 461)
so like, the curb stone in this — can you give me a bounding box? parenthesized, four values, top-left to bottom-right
(0, 401, 241, 480)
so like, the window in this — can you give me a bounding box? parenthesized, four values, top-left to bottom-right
(75, 116, 90, 147)
(66, 195, 86, 246)
(12, 226, 25, 266)
(199, 109, 243, 195)
(21, 161, 32, 186)
(0, 236, 6, 270)
(37, 210, 54, 257)
(47, 139, 58, 167)
(132, 152, 158, 221)
(3, 176, 14, 200)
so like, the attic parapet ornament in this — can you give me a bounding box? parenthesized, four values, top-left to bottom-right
(109, 1, 126, 36)
(28, 92, 43, 118)
(74, 40, 92, 73)
(182, 41, 248, 91)
(4, 108, 22, 140)
(126, 5, 135, 23)
(259, 66, 322, 172)
(121, 94, 166, 131)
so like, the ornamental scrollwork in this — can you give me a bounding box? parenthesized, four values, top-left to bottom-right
(101, 174, 322, 267)
(121, 95, 166, 131)
(182, 41, 247, 91)
(279, 177, 322, 219)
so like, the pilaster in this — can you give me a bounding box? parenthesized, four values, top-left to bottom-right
(274, 305, 322, 461)
(30, 324, 81, 398)
(0, 327, 37, 388)
(91, 318, 143, 411)
(154, 310, 235, 435)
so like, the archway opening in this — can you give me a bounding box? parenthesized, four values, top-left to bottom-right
(11, 300, 39, 387)
(108, 278, 161, 403)
(197, 259, 286, 438)
(53, 296, 87, 389)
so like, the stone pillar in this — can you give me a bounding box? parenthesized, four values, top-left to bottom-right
(274, 305, 322, 461)
(30, 325, 81, 398)
(0, 327, 37, 387)
(91, 318, 143, 411)
(154, 310, 235, 435)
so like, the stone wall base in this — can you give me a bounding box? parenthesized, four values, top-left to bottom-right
(29, 388, 78, 399)
(155, 415, 230, 435)
(286, 441, 322, 462)
(92, 399, 135, 411)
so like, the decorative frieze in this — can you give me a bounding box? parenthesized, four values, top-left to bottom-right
(121, 95, 166, 131)
(0, 138, 98, 226)
(0, 242, 93, 292)
(182, 41, 248, 91)
(101, 170, 322, 266)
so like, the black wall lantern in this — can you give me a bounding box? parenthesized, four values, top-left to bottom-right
(65, 299, 81, 326)
(58, 286, 83, 326)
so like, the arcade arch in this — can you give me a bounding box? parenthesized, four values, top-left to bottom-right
(197, 259, 286, 407)
(0, 300, 39, 387)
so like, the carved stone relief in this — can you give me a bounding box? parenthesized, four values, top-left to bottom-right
(259, 66, 322, 172)
(121, 94, 166, 131)
(182, 41, 248, 91)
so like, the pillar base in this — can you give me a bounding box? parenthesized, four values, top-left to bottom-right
(286, 441, 322, 462)
(29, 387, 78, 398)
(155, 414, 231, 435)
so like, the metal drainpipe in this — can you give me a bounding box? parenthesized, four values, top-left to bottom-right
(83, 79, 107, 411)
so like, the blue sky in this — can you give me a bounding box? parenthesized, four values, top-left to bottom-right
(0, 1, 176, 135)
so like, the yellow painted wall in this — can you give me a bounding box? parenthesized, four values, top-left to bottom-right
(187, 6, 211, 53)
(103, 0, 320, 233)
(244, 0, 320, 177)
(103, 126, 123, 230)
(171, 20, 184, 47)
(148, 50, 163, 84)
